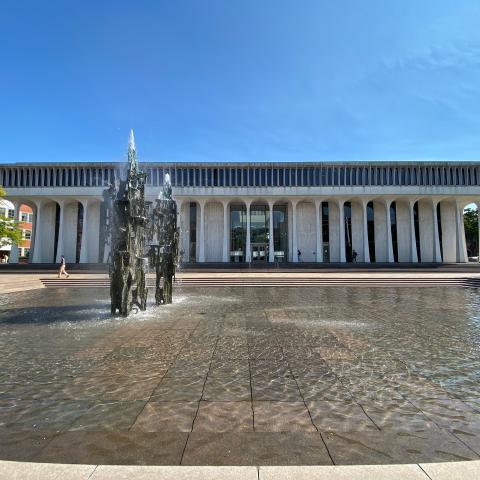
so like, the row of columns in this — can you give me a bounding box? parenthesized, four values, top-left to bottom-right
(8, 198, 101, 264)
(5, 196, 474, 264)
(185, 197, 471, 264)
(192, 199, 284, 263)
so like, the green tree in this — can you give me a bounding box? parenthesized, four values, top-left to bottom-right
(0, 187, 22, 248)
(463, 207, 478, 257)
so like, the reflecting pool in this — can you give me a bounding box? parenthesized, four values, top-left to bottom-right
(0, 286, 480, 465)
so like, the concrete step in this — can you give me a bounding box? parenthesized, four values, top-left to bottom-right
(39, 277, 478, 288)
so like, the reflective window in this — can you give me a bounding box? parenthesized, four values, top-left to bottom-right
(322, 202, 329, 262)
(273, 204, 288, 263)
(250, 205, 269, 244)
(321, 168, 327, 186)
(291, 168, 297, 186)
(230, 204, 246, 262)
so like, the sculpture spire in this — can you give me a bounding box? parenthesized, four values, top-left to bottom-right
(129, 129, 135, 152)
(127, 129, 137, 170)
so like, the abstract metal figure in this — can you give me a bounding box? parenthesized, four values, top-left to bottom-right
(106, 130, 149, 316)
(148, 174, 178, 304)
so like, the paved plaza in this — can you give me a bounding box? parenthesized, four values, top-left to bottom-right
(1, 283, 480, 469)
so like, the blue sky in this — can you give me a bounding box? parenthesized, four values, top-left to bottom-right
(2, 0, 480, 164)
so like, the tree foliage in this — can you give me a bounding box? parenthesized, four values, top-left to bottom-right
(464, 207, 478, 257)
(0, 187, 23, 247)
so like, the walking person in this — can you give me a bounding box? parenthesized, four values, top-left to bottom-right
(352, 249, 358, 263)
(297, 249, 302, 263)
(58, 255, 70, 278)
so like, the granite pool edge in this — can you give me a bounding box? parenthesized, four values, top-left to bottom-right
(1, 460, 480, 479)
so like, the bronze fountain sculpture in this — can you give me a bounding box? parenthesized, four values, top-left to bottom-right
(103, 130, 178, 316)
(147, 176, 178, 305)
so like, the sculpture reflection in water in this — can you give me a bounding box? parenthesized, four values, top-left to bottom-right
(103, 130, 178, 316)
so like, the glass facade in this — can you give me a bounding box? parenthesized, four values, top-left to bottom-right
(273, 205, 288, 263)
(390, 202, 398, 262)
(250, 205, 269, 262)
(322, 202, 329, 262)
(367, 202, 375, 262)
(344, 202, 353, 262)
(230, 205, 246, 262)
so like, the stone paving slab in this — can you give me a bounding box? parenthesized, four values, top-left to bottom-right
(2, 461, 480, 480)
(0, 460, 96, 479)
(420, 460, 480, 480)
(91, 465, 258, 480)
(259, 464, 428, 479)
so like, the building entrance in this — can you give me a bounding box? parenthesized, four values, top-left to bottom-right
(251, 243, 267, 262)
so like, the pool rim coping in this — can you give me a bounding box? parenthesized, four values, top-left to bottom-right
(1, 459, 480, 479)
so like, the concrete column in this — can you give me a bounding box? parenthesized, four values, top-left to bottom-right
(385, 200, 394, 263)
(339, 200, 346, 263)
(395, 201, 410, 262)
(60, 202, 78, 263)
(87, 201, 100, 262)
(32, 200, 44, 263)
(245, 201, 251, 263)
(222, 200, 229, 263)
(198, 200, 206, 262)
(409, 200, 418, 263)
(362, 200, 370, 263)
(440, 201, 456, 263)
(268, 200, 275, 263)
(55, 200, 66, 263)
(455, 201, 468, 263)
(432, 199, 442, 263)
(351, 201, 363, 262)
(291, 200, 298, 262)
(28, 203, 37, 263)
(79, 200, 89, 263)
(175, 200, 184, 263)
(315, 200, 323, 262)
(8, 199, 20, 264)
(418, 199, 435, 262)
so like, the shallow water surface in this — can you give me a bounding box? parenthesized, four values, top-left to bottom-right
(0, 286, 480, 465)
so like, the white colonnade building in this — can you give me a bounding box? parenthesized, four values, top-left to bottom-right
(1, 161, 479, 264)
